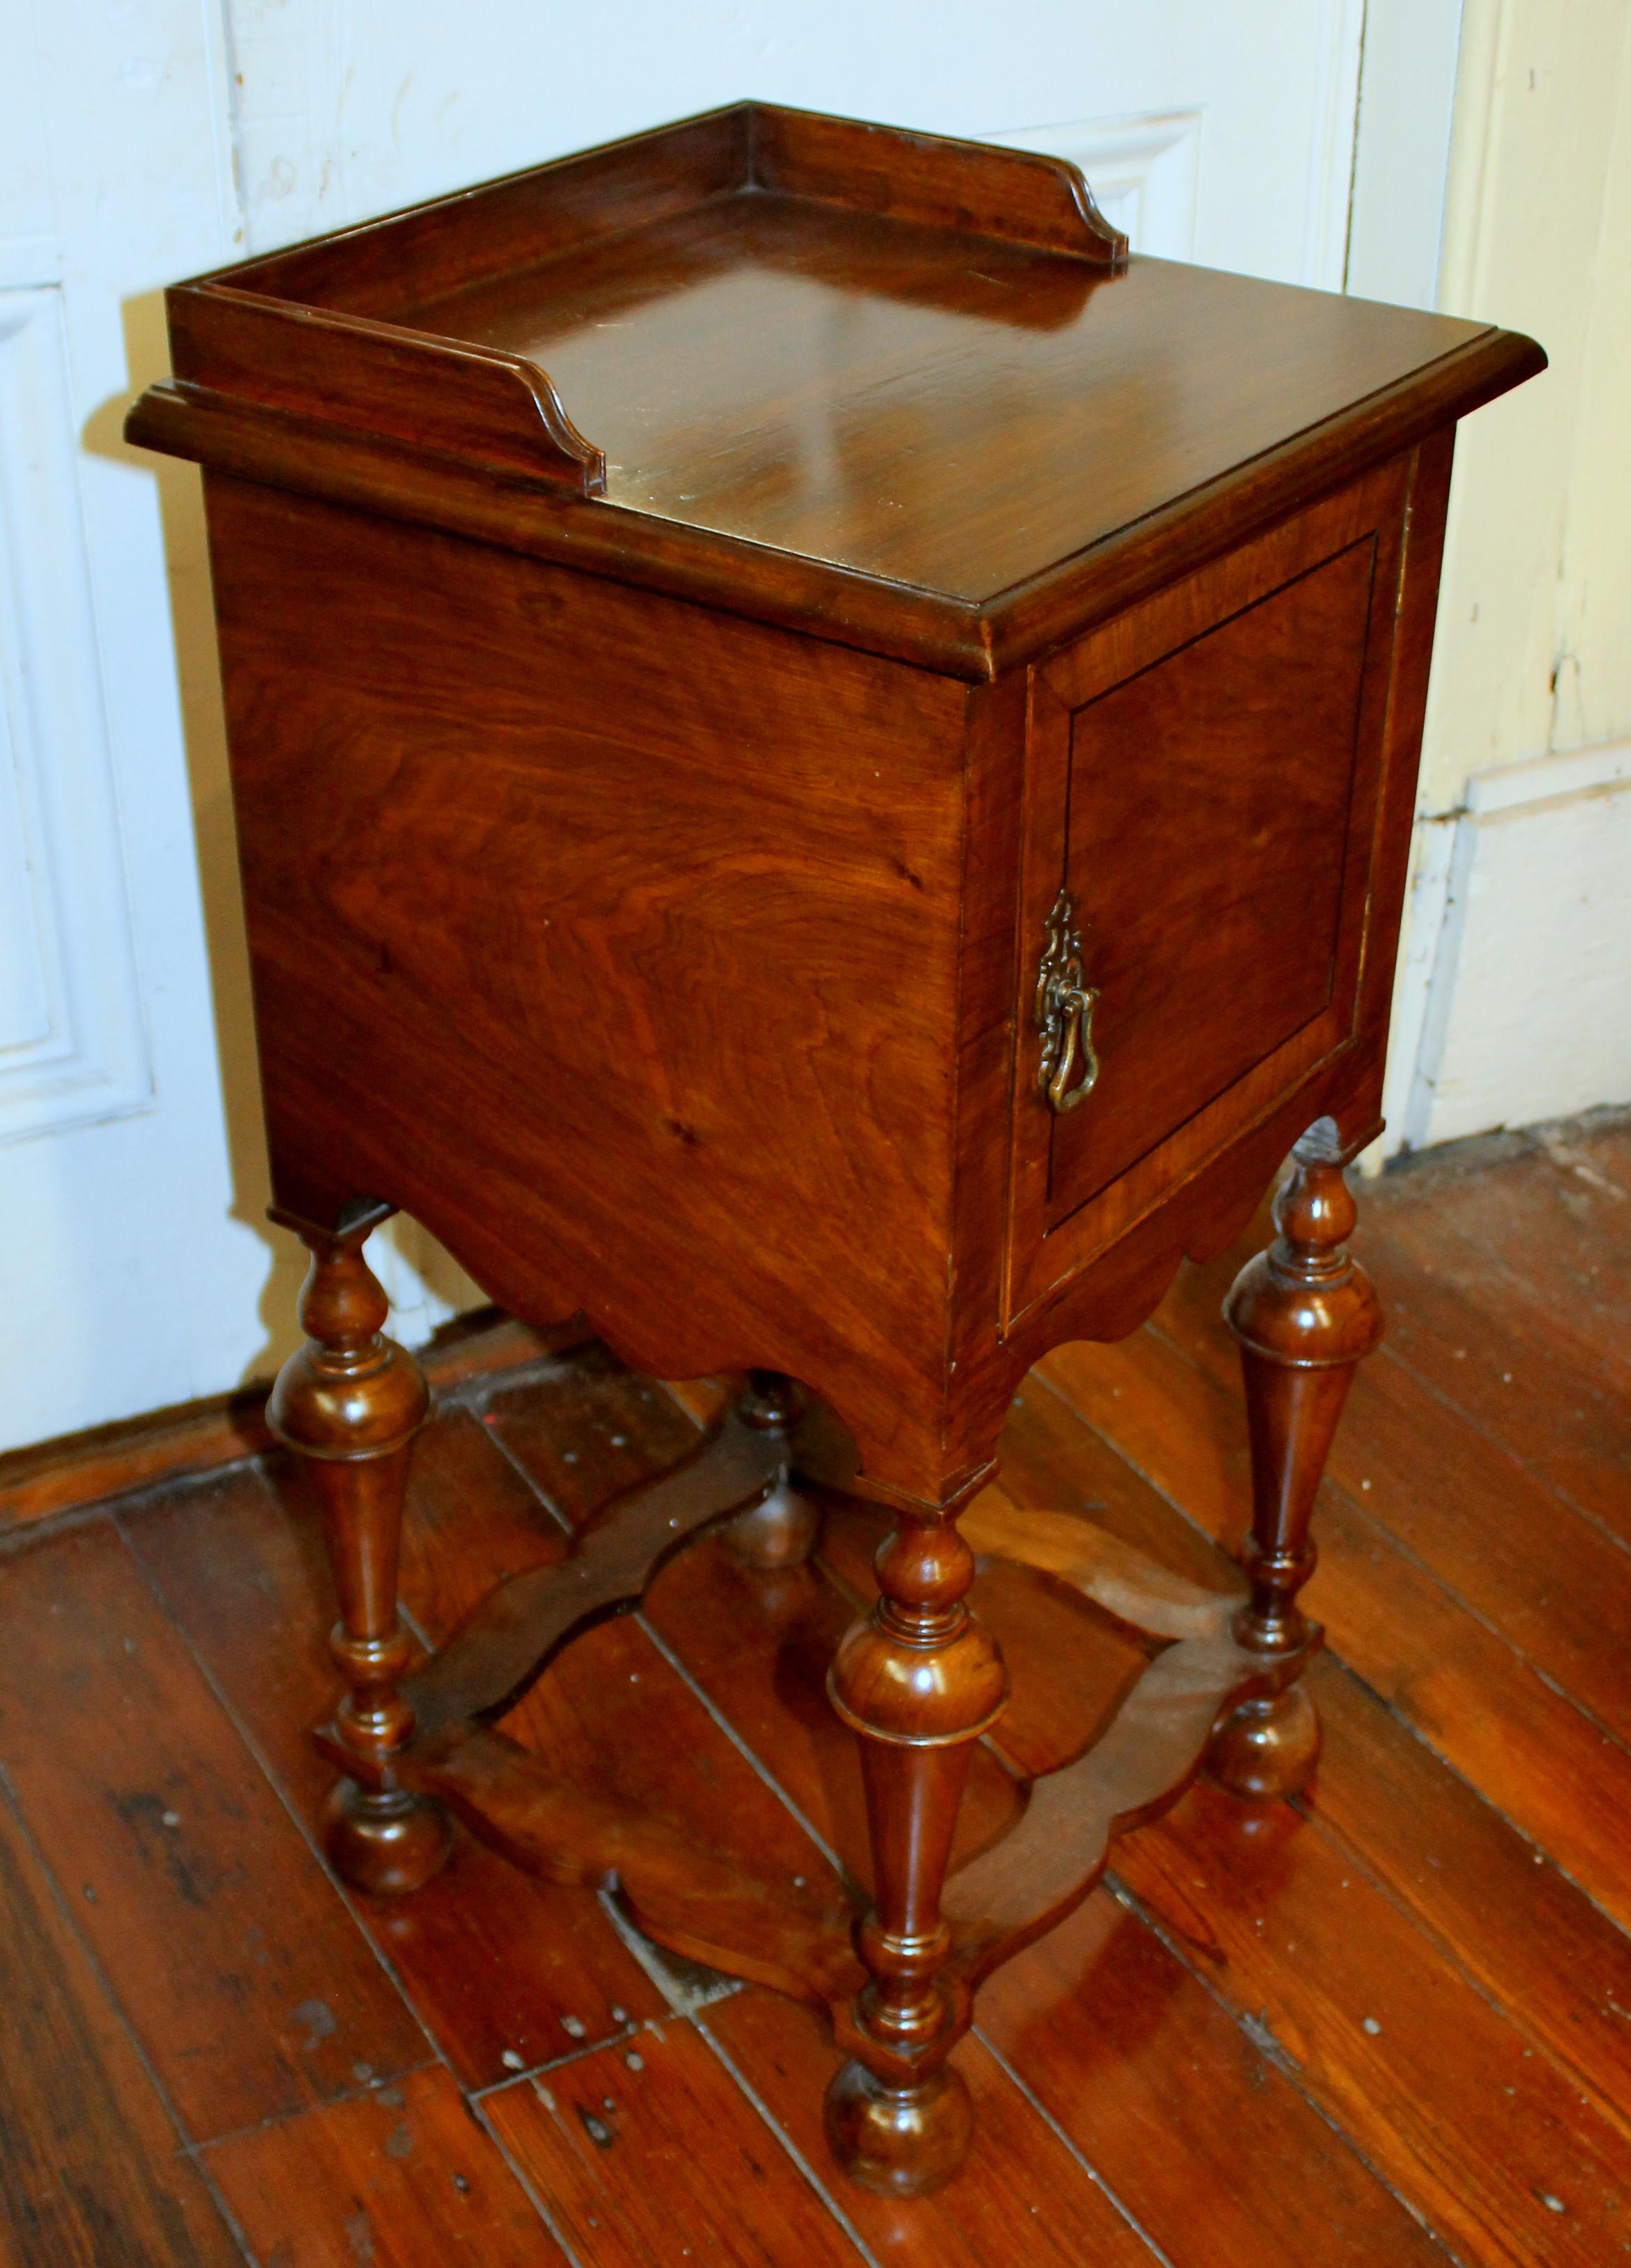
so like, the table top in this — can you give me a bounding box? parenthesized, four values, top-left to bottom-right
(130, 104, 1545, 676)
(398, 193, 1489, 606)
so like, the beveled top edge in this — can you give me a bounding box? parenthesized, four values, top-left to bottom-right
(128, 102, 1544, 642)
(124, 322, 1544, 683)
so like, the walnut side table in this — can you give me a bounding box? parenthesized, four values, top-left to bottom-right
(128, 104, 1544, 2198)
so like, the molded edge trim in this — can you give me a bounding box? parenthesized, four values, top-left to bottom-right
(123, 326, 1543, 683)
(167, 284, 606, 494)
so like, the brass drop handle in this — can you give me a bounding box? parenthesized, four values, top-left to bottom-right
(1034, 887, 1100, 1115)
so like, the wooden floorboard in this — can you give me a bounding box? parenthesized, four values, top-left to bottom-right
(0, 1312, 584, 1536)
(483, 2021, 872, 2268)
(977, 1888, 1452, 2268)
(1422, 1129, 1631, 1370)
(0, 1518, 429, 2142)
(2, 1112, 1629, 2262)
(701, 1990, 1164, 2266)
(1151, 1216, 1631, 1744)
(123, 1457, 669, 2091)
(1118, 1779, 1631, 2265)
(0, 1779, 245, 2268)
(1036, 1324, 1631, 1935)
(201, 2063, 571, 2267)
(1359, 1205, 1631, 1538)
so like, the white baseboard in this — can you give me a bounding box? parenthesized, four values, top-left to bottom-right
(1381, 739, 1631, 1158)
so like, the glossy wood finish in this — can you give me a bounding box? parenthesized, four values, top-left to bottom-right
(402, 1389, 792, 1732)
(192, 440, 1449, 1513)
(267, 1219, 451, 1894)
(328, 1308, 1294, 2200)
(1208, 1124, 1382, 1798)
(122, 103, 1546, 2198)
(0, 1761, 247, 2266)
(124, 107, 1542, 681)
(1048, 536, 1377, 1220)
(208, 2065, 569, 2268)
(955, 427, 1461, 1481)
(1005, 464, 1407, 1325)
(824, 1495, 1006, 2193)
(0, 1518, 432, 2141)
(3, 1114, 1628, 2262)
(202, 476, 976, 1507)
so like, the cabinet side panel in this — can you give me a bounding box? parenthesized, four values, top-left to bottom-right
(203, 477, 968, 1497)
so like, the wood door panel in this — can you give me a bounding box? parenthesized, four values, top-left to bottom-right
(1003, 459, 1411, 1331)
(1048, 536, 1376, 1224)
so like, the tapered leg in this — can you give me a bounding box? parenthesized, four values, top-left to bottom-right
(267, 1219, 451, 1894)
(824, 1505, 1006, 2196)
(1208, 1119, 1382, 1800)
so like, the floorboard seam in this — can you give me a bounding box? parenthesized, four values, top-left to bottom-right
(1338, 1670, 1631, 1953)
(1103, 1875, 1474, 2268)
(1033, 1348, 1631, 1785)
(1373, 1336, 1631, 1569)
(111, 1490, 453, 2073)
(0, 1486, 172, 1558)
(107, 1518, 597, 2257)
(694, 2016, 883, 2268)
(180, 2056, 444, 2154)
(1028, 1354, 1631, 1961)
(477, 1407, 582, 1539)
(466, 2023, 642, 2102)
(634, 1610, 851, 1879)
(967, 2024, 1178, 2268)
(1397, 1152, 1631, 1324)
(1306, 1469, 1631, 1767)
(0, 1756, 264, 2268)
(464, 2086, 593, 2268)
(1288, 1777, 1631, 2149)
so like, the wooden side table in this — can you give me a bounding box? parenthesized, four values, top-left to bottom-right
(128, 104, 1544, 2197)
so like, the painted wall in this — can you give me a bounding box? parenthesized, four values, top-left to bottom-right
(1379, 0, 1631, 1156)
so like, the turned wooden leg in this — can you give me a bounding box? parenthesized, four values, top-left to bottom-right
(1209, 1120, 1382, 1801)
(720, 1371, 821, 1571)
(266, 1218, 451, 1895)
(824, 1506, 1006, 2196)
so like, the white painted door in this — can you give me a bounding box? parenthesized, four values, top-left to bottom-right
(0, 0, 273, 1452)
(0, 0, 1458, 1451)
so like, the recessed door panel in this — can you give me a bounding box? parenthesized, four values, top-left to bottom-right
(1003, 458, 1411, 1331)
(1047, 537, 1375, 1227)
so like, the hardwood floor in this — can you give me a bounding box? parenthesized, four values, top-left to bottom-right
(2, 1110, 1628, 2266)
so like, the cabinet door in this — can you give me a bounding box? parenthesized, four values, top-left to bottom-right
(1003, 460, 1410, 1329)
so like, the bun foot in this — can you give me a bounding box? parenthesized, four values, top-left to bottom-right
(722, 1475, 821, 1570)
(1208, 1683, 1321, 1802)
(324, 1778, 452, 1897)
(724, 1372, 821, 1569)
(823, 2059, 973, 2198)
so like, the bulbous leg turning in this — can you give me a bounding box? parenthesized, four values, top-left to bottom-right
(824, 2057, 974, 2200)
(1207, 1120, 1381, 1803)
(268, 1210, 450, 1896)
(1208, 1683, 1322, 1802)
(324, 1776, 451, 1898)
